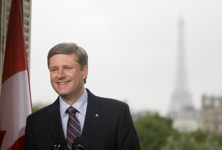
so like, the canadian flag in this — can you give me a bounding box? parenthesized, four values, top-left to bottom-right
(0, 0, 32, 149)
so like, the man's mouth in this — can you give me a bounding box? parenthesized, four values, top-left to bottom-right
(58, 81, 70, 85)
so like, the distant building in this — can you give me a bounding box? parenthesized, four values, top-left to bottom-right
(0, 0, 32, 94)
(201, 95, 222, 135)
(172, 110, 200, 132)
(131, 109, 158, 121)
(168, 16, 200, 132)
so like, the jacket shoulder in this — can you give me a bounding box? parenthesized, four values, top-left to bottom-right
(27, 98, 59, 120)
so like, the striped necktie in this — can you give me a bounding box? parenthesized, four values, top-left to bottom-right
(66, 106, 81, 150)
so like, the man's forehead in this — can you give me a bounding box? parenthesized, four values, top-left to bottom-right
(49, 54, 78, 65)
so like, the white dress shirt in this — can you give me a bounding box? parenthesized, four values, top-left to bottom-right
(59, 88, 88, 138)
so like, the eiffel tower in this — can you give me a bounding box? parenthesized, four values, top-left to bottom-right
(168, 15, 200, 132)
(168, 16, 195, 119)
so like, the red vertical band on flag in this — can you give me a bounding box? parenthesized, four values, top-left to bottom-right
(2, 0, 28, 84)
(0, 131, 6, 148)
(0, 0, 32, 149)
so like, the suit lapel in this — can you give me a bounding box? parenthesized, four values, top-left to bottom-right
(44, 98, 65, 140)
(82, 90, 105, 149)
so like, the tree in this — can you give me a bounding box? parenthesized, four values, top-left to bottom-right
(161, 130, 222, 150)
(134, 115, 178, 150)
(32, 103, 47, 112)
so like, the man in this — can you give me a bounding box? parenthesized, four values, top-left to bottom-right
(24, 43, 140, 150)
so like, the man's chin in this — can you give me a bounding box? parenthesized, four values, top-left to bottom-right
(56, 91, 69, 97)
(59, 93, 69, 97)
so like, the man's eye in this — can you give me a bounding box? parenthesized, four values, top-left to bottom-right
(51, 69, 58, 72)
(65, 67, 71, 70)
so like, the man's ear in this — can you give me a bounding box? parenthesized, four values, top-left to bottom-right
(82, 65, 88, 80)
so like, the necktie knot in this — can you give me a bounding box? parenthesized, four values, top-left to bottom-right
(66, 106, 78, 115)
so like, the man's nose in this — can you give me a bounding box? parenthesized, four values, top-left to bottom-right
(57, 69, 65, 78)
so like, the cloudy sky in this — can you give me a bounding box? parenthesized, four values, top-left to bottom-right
(30, 0, 222, 116)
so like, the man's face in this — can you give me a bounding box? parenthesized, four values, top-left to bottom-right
(49, 53, 88, 101)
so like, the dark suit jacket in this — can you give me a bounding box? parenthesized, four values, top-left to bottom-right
(24, 89, 140, 150)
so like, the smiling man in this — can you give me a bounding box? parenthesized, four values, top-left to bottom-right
(24, 43, 140, 150)
(49, 52, 87, 105)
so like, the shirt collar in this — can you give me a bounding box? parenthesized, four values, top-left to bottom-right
(59, 88, 88, 118)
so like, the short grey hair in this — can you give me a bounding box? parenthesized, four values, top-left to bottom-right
(47, 42, 88, 83)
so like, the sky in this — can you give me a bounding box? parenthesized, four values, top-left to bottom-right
(30, 0, 222, 116)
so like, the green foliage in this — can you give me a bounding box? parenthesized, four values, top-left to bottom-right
(134, 115, 222, 150)
(188, 129, 211, 143)
(32, 106, 40, 113)
(134, 115, 178, 150)
(214, 133, 222, 145)
(32, 104, 46, 113)
(161, 130, 222, 150)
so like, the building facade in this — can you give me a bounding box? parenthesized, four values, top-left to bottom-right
(201, 95, 222, 135)
(172, 110, 200, 132)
